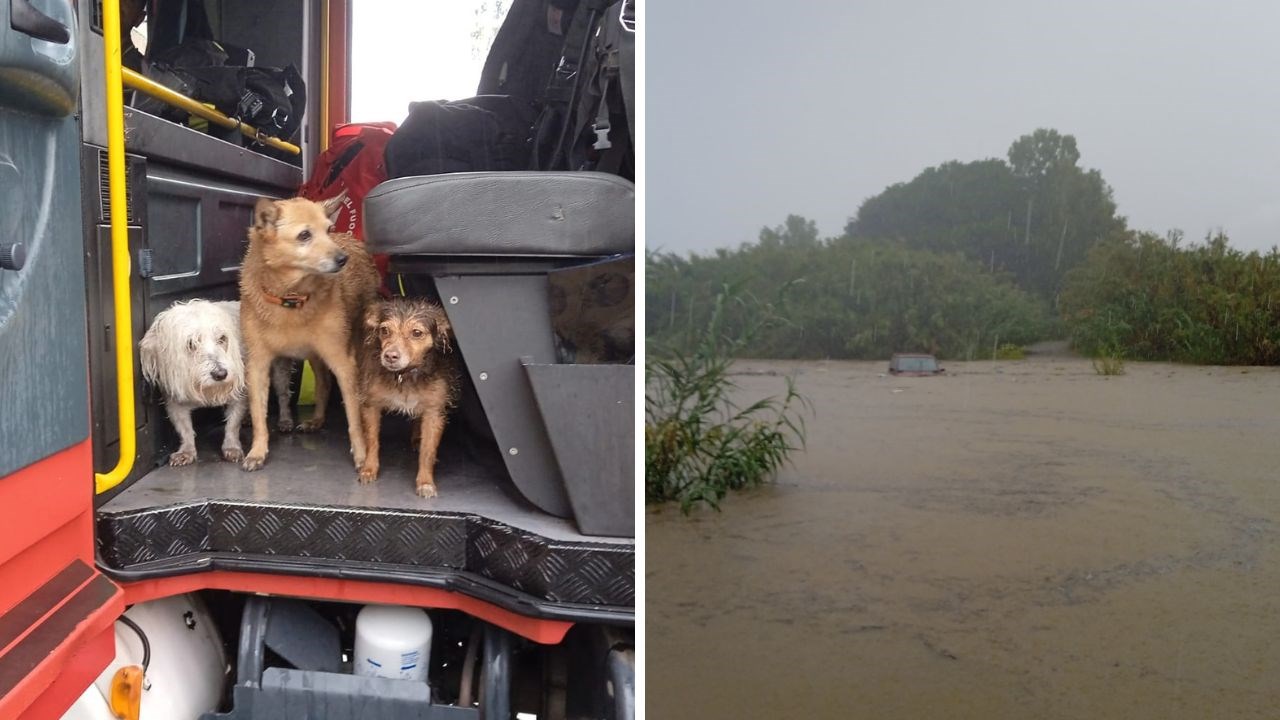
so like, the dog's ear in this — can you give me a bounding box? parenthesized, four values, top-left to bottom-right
(363, 303, 385, 335)
(138, 327, 161, 385)
(433, 313, 453, 354)
(253, 197, 279, 232)
(321, 190, 348, 221)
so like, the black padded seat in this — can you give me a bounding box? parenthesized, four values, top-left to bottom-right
(363, 171, 634, 256)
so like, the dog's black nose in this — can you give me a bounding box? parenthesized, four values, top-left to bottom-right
(211, 367, 228, 381)
(334, 252, 349, 268)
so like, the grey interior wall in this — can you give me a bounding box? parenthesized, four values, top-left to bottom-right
(211, 0, 305, 71)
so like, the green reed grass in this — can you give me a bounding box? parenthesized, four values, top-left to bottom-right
(646, 289, 811, 513)
(995, 343, 1026, 360)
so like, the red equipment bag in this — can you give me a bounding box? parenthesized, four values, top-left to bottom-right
(298, 122, 397, 286)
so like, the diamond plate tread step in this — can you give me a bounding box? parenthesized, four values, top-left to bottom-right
(96, 500, 634, 622)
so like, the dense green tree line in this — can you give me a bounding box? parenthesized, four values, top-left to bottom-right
(650, 128, 1280, 366)
(647, 220, 1052, 360)
(1060, 230, 1280, 364)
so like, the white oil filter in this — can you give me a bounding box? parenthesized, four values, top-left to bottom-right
(353, 604, 434, 682)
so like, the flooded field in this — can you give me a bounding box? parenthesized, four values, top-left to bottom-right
(647, 352, 1280, 719)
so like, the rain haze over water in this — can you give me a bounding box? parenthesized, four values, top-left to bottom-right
(649, 0, 1280, 253)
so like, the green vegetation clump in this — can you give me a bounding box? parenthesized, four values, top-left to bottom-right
(647, 235, 1052, 361)
(1060, 231, 1280, 365)
(1092, 353, 1125, 376)
(995, 344, 1026, 360)
(1091, 340, 1126, 376)
(646, 291, 809, 513)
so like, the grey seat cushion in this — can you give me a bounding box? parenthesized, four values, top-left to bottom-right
(363, 171, 634, 256)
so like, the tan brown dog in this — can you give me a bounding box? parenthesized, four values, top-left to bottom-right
(357, 298, 460, 497)
(238, 191, 380, 471)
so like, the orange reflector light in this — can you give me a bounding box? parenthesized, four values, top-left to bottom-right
(108, 665, 143, 720)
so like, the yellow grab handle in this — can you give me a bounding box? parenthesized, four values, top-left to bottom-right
(95, 0, 136, 494)
(122, 67, 301, 155)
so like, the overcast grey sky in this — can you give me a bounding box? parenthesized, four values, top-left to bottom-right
(649, 1, 1280, 255)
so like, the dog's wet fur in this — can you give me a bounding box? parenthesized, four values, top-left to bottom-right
(139, 299, 291, 466)
(238, 191, 380, 472)
(357, 297, 461, 497)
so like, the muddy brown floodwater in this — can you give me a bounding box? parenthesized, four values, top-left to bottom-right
(647, 352, 1280, 719)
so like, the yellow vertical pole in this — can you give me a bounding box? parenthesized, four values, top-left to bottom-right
(95, 0, 137, 494)
(320, 0, 331, 151)
(301, 0, 334, 406)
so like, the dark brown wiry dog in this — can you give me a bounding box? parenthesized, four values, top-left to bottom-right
(239, 191, 380, 472)
(357, 298, 460, 497)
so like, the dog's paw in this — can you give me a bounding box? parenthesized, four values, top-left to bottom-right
(276, 418, 296, 433)
(221, 447, 244, 463)
(241, 453, 267, 472)
(415, 483, 438, 499)
(296, 418, 324, 433)
(357, 464, 379, 484)
(168, 450, 197, 467)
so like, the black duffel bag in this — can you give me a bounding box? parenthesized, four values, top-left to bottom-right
(179, 63, 306, 143)
(133, 39, 306, 146)
(384, 95, 536, 179)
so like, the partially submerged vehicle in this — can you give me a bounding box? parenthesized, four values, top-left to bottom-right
(888, 353, 944, 376)
(0, 0, 634, 718)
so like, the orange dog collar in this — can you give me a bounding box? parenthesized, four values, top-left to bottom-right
(261, 288, 309, 309)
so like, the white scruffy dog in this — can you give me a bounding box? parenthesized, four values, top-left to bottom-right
(140, 300, 293, 466)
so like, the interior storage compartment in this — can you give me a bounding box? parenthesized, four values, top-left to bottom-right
(78, 0, 314, 179)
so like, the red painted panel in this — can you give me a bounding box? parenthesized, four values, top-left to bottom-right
(0, 514, 92, 622)
(18, 625, 117, 720)
(327, 0, 351, 131)
(0, 440, 123, 720)
(0, 581, 123, 720)
(121, 571, 574, 645)
(0, 440, 93, 575)
(0, 439, 95, 620)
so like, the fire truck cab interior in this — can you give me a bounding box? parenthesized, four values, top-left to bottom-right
(0, 0, 635, 717)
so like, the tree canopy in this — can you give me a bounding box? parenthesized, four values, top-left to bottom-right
(846, 128, 1126, 301)
(1008, 128, 1080, 181)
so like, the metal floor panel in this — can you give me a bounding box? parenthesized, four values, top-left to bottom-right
(95, 422, 634, 620)
(100, 424, 626, 544)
